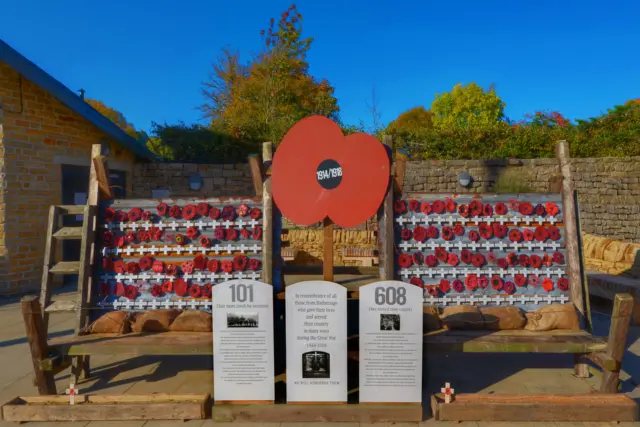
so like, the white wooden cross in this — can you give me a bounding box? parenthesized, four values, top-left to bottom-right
(126, 274, 137, 283)
(162, 300, 173, 309)
(427, 241, 439, 251)
(142, 221, 153, 231)
(550, 241, 560, 250)
(237, 271, 245, 280)
(212, 244, 222, 254)
(112, 300, 121, 310)
(506, 295, 516, 305)
(425, 269, 436, 278)
(66, 383, 79, 405)
(485, 267, 495, 276)
(433, 216, 446, 225)
(455, 241, 466, 251)
(209, 273, 218, 281)
(396, 217, 408, 226)
(115, 273, 125, 281)
(118, 222, 126, 232)
(494, 241, 507, 251)
(135, 300, 146, 310)
(445, 215, 456, 225)
(427, 295, 437, 305)
(545, 294, 555, 305)
(188, 300, 199, 310)
(123, 247, 135, 256)
(139, 272, 150, 281)
(441, 296, 450, 306)
(210, 220, 220, 228)
(154, 273, 164, 282)
(124, 300, 134, 310)
(414, 268, 424, 277)
(519, 294, 528, 305)
(249, 219, 260, 228)
(222, 220, 233, 229)
(558, 294, 569, 304)
(484, 217, 495, 224)
(177, 300, 187, 310)
(104, 223, 114, 230)
(409, 215, 420, 225)
(102, 247, 110, 258)
(251, 244, 260, 253)
(441, 383, 455, 404)
(548, 216, 558, 225)
(185, 220, 195, 228)
(183, 273, 193, 280)
(157, 221, 167, 230)
(508, 268, 519, 277)
(471, 216, 483, 225)
(249, 272, 260, 280)
(437, 268, 448, 278)
(523, 216, 534, 226)
(136, 246, 147, 255)
(531, 294, 542, 305)
(222, 272, 233, 281)
(442, 241, 453, 250)
(468, 294, 477, 305)
(238, 244, 248, 253)
(450, 268, 460, 277)
(511, 241, 522, 251)
(496, 216, 509, 225)
(492, 295, 503, 305)
(187, 245, 197, 255)
(169, 220, 179, 231)
(498, 269, 506, 278)
(534, 216, 545, 225)
(236, 219, 246, 228)
(468, 242, 479, 251)
(203, 301, 213, 309)
(161, 245, 171, 255)
(150, 299, 159, 310)
(399, 242, 412, 251)
(480, 295, 491, 305)
(454, 295, 464, 305)
(195, 220, 207, 230)
(130, 223, 139, 231)
(225, 244, 234, 253)
(524, 242, 535, 251)
(195, 272, 205, 281)
(536, 241, 546, 251)
(482, 242, 493, 251)
(400, 269, 412, 278)
(175, 246, 185, 255)
(415, 242, 427, 251)
(147, 246, 157, 255)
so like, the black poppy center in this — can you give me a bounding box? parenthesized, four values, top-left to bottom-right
(316, 159, 343, 190)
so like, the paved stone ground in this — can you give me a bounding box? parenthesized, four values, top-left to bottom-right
(1, 276, 639, 426)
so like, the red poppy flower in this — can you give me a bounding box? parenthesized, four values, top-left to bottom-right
(469, 200, 483, 217)
(201, 283, 213, 298)
(226, 228, 238, 240)
(220, 206, 236, 221)
(128, 208, 142, 222)
(432, 200, 445, 214)
(545, 202, 559, 216)
(535, 204, 546, 216)
(548, 226, 561, 241)
(139, 256, 153, 271)
(534, 226, 549, 242)
(479, 223, 493, 239)
(529, 254, 542, 268)
(483, 204, 494, 217)
(398, 253, 413, 268)
(439, 279, 451, 293)
(394, 200, 407, 214)
(186, 226, 199, 240)
(452, 280, 464, 293)
(151, 284, 163, 297)
(508, 200, 520, 211)
(126, 262, 139, 274)
(117, 211, 128, 222)
(519, 202, 534, 216)
(196, 202, 209, 216)
(518, 254, 530, 267)
(192, 255, 206, 271)
(497, 258, 508, 269)
(175, 234, 186, 245)
(413, 226, 427, 242)
(435, 247, 448, 262)
(408, 199, 420, 212)
(157, 203, 169, 216)
(272, 117, 389, 227)
(460, 249, 472, 264)
(426, 286, 439, 297)
(553, 252, 565, 264)
(508, 229, 522, 242)
(113, 260, 125, 274)
(447, 253, 459, 267)
(468, 230, 480, 242)
(103, 231, 114, 248)
(557, 277, 569, 291)
(152, 260, 164, 273)
(495, 202, 508, 215)
(125, 285, 138, 300)
(200, 235, 211, 248)
(252, 227, 262, 240)
(493, 224, 508, 238)
(105, 207, 116, 222)
(420, 202, 432, 214)
(528, 274, 540, 287)
(522, 229, 534, 241)
(162, 281, 173, 293)
(189, 285, 201, 298)
(169, 205, 182, 219)
(487, 251, 497, 263)
(222, 260, 234, 273)
(445, 198, 457, 213)
(478, 276, 489, 289)
(542, 254, 553, 267)
(175, 278, 188, 296)
(542, 278, 554, 292)
(514, 274, 527, 287)
(453, 224, 465, 236)
(103, 257, 114, 272)
(166, 264, 178, 276)
(249, 258, 261, 271)
(465, 274, 478, 290)
(442, 226, 454, 241)
(425, 255, 438, 267)
(250, 207, 262, 220)
(400, 228, 413, 240)
(412, 252, 424, 265)
(237, 204, 250, 217)
(233, 255, 248, 271)
(150, 227, 163, 241)
(214, 228, 225, 240)
(426, 226, 439, 239)
(182, 261, 195, 274)
(137, 230, 150, 242)
(115, 282, 125, 296)
(503, 281, 516, 294)
(99, 282, 110, 296)
(240, 228, 250, 240)
(507, 252, 518, 266)
(143, 211, 154, 221)
(209, 207, 221, 219)
(458, 204, 470, 218)
(410, 277, 423, 287)
(491, 276, 503, 290)
(125, 231, 136, 243)
(207, 259, 220, 272)
(183, 204, 197, 220)
(471, 253, 485, 268)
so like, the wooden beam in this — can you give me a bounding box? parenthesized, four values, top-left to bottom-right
(92, 156, 114, 201)
(393, 150, 407, 195)
(323, 218, 334, 282)
(262, 142, 274, 286)
(431, 393, 637, 422)
(573, 353, 590, 378)
(248, 153, 264, 197)
(586, 351, 620, 372)
(21, 296, 57, 395)
(555, 140, 588, 329)
(600, 293, 633, 393)
(282, 265, 379, 275)
(379, 135, 394, 280)
(88, 144, 101, 205)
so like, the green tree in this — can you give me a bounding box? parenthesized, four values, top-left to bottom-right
(386, 106, 433, 135)
(431, 83, 506, 130)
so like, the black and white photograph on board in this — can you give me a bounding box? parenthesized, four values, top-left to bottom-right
(226, 312, 259, 328)
(380, 313, 401, 331)
(302, 351, 330, 378)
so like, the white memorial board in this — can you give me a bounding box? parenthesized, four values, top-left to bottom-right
(359, 281, 423, 403)
(213, 279, 274, 402)
(286, 281, 347, 403)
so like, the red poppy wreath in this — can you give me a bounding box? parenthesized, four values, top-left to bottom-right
(272, 116, 390, 228)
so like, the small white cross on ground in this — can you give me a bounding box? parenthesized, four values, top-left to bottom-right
(521, 216, 533, 226)
(249, 219, 259, 228)
(511, 241, 522, 251)
(223, 220, 233, 229)
(236, 219, 246, 228)
(396, 217, 408, 226)
(410, 215, 419, 225)
(225, 244, 234, 253)
(150, 300, 159, 310)
(210, 220, 220, 228)
(415, 242, 426, 251)
(455, 241, 465, 251)
(142, 221, 152, 230)
(188, 300, 199, 310)
(480, 295, 491, 305)
(468, 242, 479, 251)
(66, 383, 79, 405)
(548, 216, 558, 225)
(162, 300, 172, 309)
(222, 273, 233, 281)
(441, 296, 450, 306)
(531, 294, 542, 305)
(196, 220, 207, 230)
(185, 221, 195, 228)
(427, 241, 438, 251)
(496, 216, 508, 225)
(468, 295, 476, 305)
(534, 216, 545, 224)
(123, 247, 134, 256)
(495, 241, 507, 251)
(441, 383, 455, 404)
(519, 294, 528, 305)
(399, 242, 412, 251)
(445, 215, 456, 225)
(471, 216, 483, 225)
(249, 272, 260, 280)
(251, 244, 260, 252)
(559, 294, 569, 304)
(175, 246, 185, 255)
(135, 300, 146, 310)
(157, 221, 166, 230)
(400, 269, 412, 278)
(118, 223, 126, 232)
(177, 300, 187, 310)
(482, 241, 492, 251)
(237, 272, 245, 279)
(525, 242, 535, 251)
(136, 246, 146, 255)
(169, 221, 179, 231)
(454, 295, 464, 305)
(187, 245, 196, 255)
(112, 300, 121, 309)
(492, 295, 503, 305)
(239, 244, 247, 253)
(507, 295, 516, 305)
(545, 294, 555, 305)
(442, 241, 452, 250)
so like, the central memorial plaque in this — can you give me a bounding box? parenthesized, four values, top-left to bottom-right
(285, 281, 347, 403)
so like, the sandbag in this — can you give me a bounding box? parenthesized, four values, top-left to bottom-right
(89, 311, 131, 334)
(524, 304, 580, 331)
(480, 306, 526, 330)
(130, 309, 181, 332)
(169, 310, 213, 332)
(441, 305, 484, 330)
(423, 306, 442, 331)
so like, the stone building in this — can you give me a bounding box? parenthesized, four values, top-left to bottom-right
(0, 39, 154, 295)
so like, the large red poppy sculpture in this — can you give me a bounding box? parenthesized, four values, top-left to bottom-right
(272, 116, 390, 228)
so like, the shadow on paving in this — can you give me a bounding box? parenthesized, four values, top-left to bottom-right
(0, 328, 74, 349)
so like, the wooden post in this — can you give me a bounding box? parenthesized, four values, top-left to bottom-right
(600, 293, 633, 393)
(262, 143, 274, 286)
(555, 141, 588, 329)
(323, 218, 334, 282)
(573, 354, 590, 378)
(248, 154, 264, 197)
(379, 135, 394, 280)
(393, 151, 407, 195)
(22, 296, 57, 395)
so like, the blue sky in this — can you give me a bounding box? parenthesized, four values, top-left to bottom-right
(1, 0, 639, 133)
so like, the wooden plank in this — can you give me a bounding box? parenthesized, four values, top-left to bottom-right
(75, 205, 96, 333)
(323, 218, 334, 282)
(49, 261, 80, 274)
(556, 140, 588, 329)
(20, 296, 56, 395)
(87, 144, 101, 206)
(44, 300, 77, 313)
(52, 226, 83, 240)
(393, 150, 407, 194)
(40, 205, 59, 332)
(586, 351, 620, 371)
(282, 265, 379, 275)
(212, 403, 422, 422)
(58, 205, 86, 215)
(379, 135, 394, 280)
(262, 142, 273, 286)
(431, 393, 637, 422)
(92, 155, 114, 201)
(247, 153, 264, 196)
(601, 293, 634, 393)
(1, 394, 210, 422)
